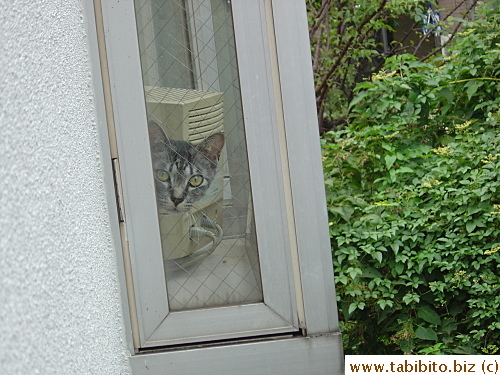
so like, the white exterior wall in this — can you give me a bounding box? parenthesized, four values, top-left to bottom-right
(0, 1, 131, 374)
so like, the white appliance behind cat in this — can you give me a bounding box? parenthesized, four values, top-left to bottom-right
(145, 86, 224, 260)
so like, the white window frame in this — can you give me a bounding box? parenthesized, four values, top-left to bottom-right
(101, 0, 301, 348)
(86, 0, 342, 372)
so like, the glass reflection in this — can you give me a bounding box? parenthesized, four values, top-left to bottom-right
(135, 0, 263, 310)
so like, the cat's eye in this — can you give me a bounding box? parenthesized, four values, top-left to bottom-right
(188, 175, 204, 187)
(155, 169, 169, 181)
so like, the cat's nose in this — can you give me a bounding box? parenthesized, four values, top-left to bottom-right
(171, 196, 184, 206)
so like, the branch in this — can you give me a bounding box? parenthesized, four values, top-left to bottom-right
(315, 0, 389, 99)
(309, 0, 332, 39)
(414, 0, 479, 59)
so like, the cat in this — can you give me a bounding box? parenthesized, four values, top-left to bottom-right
(148, 121, 224, 213)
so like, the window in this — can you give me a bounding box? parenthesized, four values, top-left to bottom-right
(92, 0, 342, 371)
(137, 0, 265, 313)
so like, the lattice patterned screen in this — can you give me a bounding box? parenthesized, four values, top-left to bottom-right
(134, 0, 263, 311)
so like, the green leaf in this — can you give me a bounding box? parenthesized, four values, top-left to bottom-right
(405, 100, 415, 116)
(385, 154, 397, 169)
(418, 306, 442, 325)
(349, 94, 367, 109)
(382, 143, 394, 152)
(440, 135, 455, 145)
(449, 304, 464, 317)
(467, 206, 482, 215)
(347, 197, 369, 207)
(340, 301, 352, 321)
(390, 241, 401, 254)
(465, 80, 482, 100)
(329, 206, 355, 221)
(347, 267, 362, 279)
(348, 303, 357, 317)
(466, 221, 476, 233)
(362, 267, 383, 278)
(474, 219, 486, 228)
(389, 169, 397, 182)
(439, 87, 454, 103)
(394, 263, 404, 275)
(415, 326, 438, 341)
(360, 214, 383, 224)
(397, 167, 414, 174)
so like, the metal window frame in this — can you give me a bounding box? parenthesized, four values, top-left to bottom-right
(85, 0, 342, 371)
(98, 0, 301, 348)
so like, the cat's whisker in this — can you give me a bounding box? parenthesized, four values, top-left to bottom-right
(148, 121, 225, 257)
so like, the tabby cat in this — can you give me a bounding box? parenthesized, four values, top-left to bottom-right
(148, 121, 224, 213)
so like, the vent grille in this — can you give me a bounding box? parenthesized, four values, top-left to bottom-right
(145, 86, 223, 144)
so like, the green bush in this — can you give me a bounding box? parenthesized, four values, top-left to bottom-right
(323, 2, 499, 354)
(307, 0, 429, 131)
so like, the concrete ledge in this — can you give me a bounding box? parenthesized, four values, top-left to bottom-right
(130, 333, 344, 375)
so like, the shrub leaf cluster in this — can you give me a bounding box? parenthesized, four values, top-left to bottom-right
(323, 2, 500, 355)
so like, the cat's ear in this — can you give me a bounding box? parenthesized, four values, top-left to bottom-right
(197, 133, 224, 164)
(148, 121, 170, 153)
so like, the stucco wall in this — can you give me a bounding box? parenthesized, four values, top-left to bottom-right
(0, 1, 131, 373)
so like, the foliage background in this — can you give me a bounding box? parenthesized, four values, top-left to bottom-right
(318, 1, 500, 354)
(308, 0, 478, 132)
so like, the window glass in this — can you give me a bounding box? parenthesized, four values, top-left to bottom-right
(135, 0, 263, 311)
